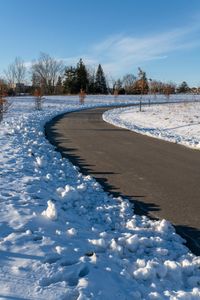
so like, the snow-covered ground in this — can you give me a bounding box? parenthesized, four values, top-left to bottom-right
(103, 102, 200, 150)
(0, 96, 200, 299)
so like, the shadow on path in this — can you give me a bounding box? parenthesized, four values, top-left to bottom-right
(45, 107, 200, 256)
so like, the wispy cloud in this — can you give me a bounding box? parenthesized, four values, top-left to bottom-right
(89, 23, 200, 76)
(26, 21, 200, 79)
(62, 22, 200, 78)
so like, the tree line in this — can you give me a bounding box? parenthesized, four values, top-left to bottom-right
(0, 52, 197, 97)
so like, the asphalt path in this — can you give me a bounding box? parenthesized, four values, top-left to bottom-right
(45, 106, 200, 255)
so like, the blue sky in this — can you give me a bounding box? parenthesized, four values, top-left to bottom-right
(1, 0, 200, 85)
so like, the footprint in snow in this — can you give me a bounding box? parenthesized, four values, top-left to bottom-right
(39, 262, 90, 288)
(43, 255, 61, 264)
(60, 259, 78, 267)
(33, 235, 43, 242)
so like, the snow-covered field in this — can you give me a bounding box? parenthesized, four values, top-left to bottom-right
(0, 96, 200, 299)
(103, 102, 200, 150)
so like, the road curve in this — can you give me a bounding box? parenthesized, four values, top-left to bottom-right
(45, 106, 200, 255)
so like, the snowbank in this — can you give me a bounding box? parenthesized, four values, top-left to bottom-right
(103, 102, 200, 150)
(0, 96, 200, 299)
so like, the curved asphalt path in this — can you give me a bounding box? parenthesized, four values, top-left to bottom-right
(45, 106, 200, 255)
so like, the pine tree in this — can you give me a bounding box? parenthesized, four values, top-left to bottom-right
(177, 81, 189, 93)
(55, 76, 63, 94)
(87, 67, 96, 94)
(94, 64, 108, 94)
(63, 66, 77, 94)
(76, 59, 89, 92)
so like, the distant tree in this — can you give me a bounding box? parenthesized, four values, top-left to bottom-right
(63, 59, 110, 94)
(134, 67, 149, 95)
(4, 64, 15, 88)
(113, 79, 125, 94)
(32, 53, 64, 95)
(13, 57, 26, 84)
(94, 64, 108, 94)
(31, 73, 45, 96)
(0, 97, 8, 122)
(177, 81, 190, 93)
(55, 76, 63, 94)
(149, 80, 164, 95)
(162, 82, 176, 99)
(76, 58, 89, 93)
(87, 66, 96, 94)
(79, 88, 86, 104)
(4, 57, 26, 94)
(63, 66, 77, 94)
(0, 79, 11, 122)
(34, 88, 44, 110)
(32, 72, 40, 89)
(0, 78, 8, 95)
(122, 73, 136, 94)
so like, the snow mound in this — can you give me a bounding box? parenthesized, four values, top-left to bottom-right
(103, 102, 200, 149)
(42, 200, 58, 220)
(0, 96, 200, 299)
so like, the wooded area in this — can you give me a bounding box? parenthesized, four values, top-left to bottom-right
(0, 53, 197, 97)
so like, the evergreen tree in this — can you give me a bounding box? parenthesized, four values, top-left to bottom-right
(55, 76, 63, 94)
(63, 59, 108, 95)
(76, 59, 89, 92)
(94, 64, 108, 94)
(177, 81, 189, 93)
(87, 67, 96, 94)
(63, 66, 77, 94)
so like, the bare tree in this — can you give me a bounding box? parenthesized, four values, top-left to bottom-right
(4, 64, 15, 88)
(4, 57, 26, 86)
(162, 82, 176, 100)
(0, 79, 11, 122)
(0, 97, 12, 122)
(13, 57, 26, 84)
(79, 88, 86, 105)
(122, 73, 136, 94)
(34, 88, 44, 110)
(32, 53, 64, 95)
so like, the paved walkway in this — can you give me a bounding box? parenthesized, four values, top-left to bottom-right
(45, 106, 200, 255)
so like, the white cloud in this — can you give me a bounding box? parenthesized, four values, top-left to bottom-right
(62, 22, 200, 77)
(89, 23, 200, 76)
(25, 22, 200, 79)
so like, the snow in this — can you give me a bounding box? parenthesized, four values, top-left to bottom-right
(103, 101, 200, 150)
(0, 95, 200, 299)
(42, 200, 58, 220)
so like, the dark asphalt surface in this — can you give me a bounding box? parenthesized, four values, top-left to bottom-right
(45, 106, 200, 255)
